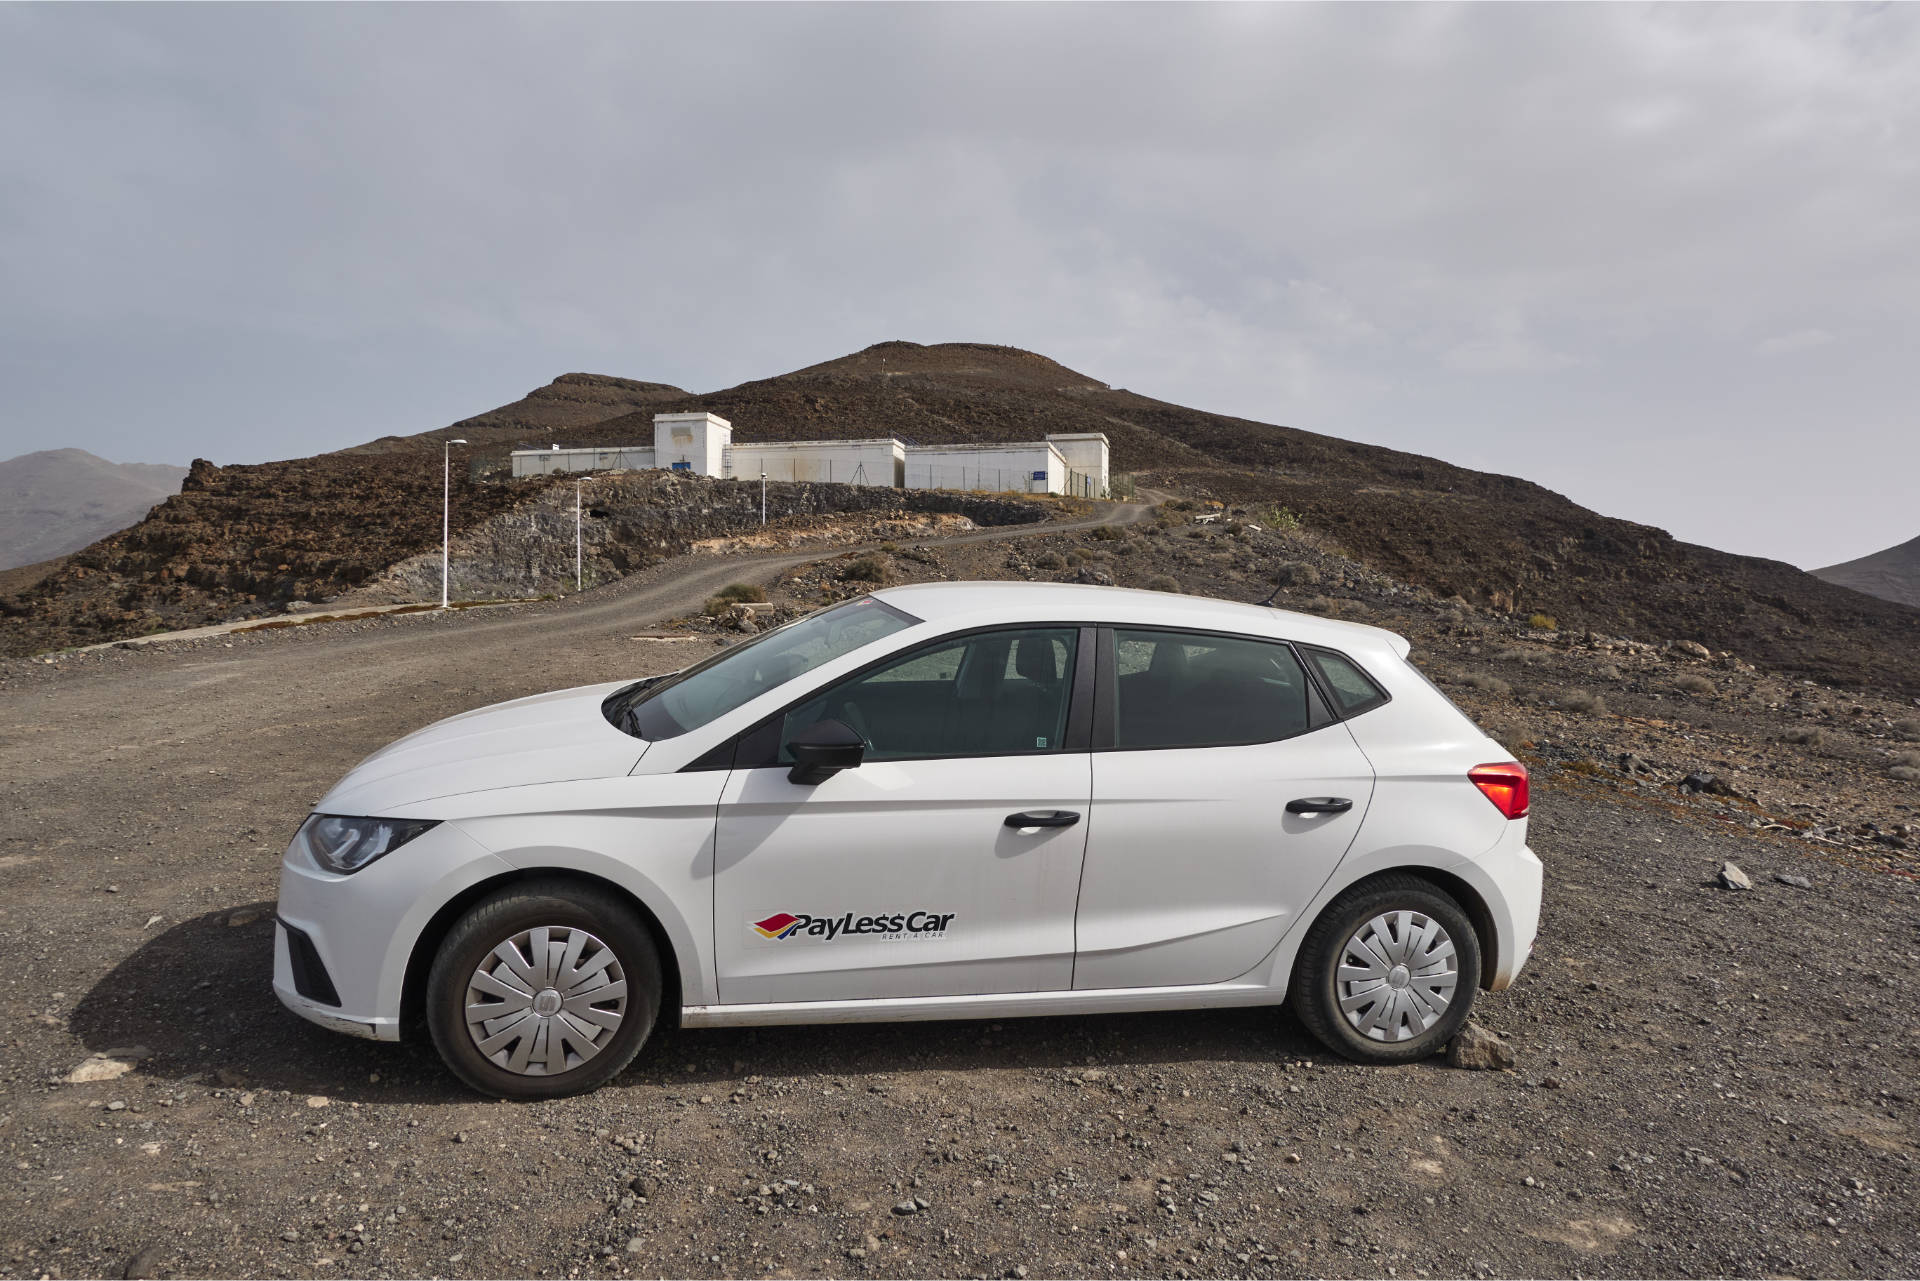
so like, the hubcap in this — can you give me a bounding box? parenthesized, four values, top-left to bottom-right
(1336, 910, 1458, 1042)
(463, 925, 627, 1076)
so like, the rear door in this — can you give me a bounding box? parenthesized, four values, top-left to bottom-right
(1072, 627, 1376, 990)
(713, 626, 1094, 1004)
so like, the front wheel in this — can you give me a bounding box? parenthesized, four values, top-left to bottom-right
(1290, 874, 1480, 1064)
(426, 881, 662, 1099)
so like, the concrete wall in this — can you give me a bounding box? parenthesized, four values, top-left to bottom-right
(724, 438, 905, 487)
(903, 443, 1066, 494)
(652, 412, 732, 476)
(511, 446, 657, 477)
(1046, 433, 1110, 499)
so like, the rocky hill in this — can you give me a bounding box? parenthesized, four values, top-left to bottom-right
(5, 342, 1917, 698)
(0, 448, 186, 571)
(1815, 534, 1920, 609)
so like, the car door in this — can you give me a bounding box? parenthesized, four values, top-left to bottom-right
(1072, 626, 1377, 990)
(713, 625, 1093, 1004)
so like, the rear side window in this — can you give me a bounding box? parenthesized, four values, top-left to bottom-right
(1112, 629, 1314, 749)
(1304, 647, 1390, 717)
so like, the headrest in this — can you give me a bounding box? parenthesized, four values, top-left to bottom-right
(1015, 636, 1061, 683)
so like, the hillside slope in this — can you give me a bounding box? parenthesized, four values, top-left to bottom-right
(1815, 534, 1920, 609)
(0, 449, 186, 571)
(4, 341, 1916, 696)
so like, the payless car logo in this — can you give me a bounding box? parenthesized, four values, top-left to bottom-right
(751, 910, 955, 942)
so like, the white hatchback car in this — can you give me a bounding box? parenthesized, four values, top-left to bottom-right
(274, 582, 1541, 1098)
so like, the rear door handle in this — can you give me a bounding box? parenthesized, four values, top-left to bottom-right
(1004, 810, 1081, 829)
(1285, 796, 1353, 815)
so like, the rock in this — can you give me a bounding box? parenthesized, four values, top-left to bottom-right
(1773, 873, 1812, 889)
(1446, 1021, 1515, 1071)
(1073, 567, 1115, 586)
(106, 1100, 127, 1111)
(1717, 861, 1753, 891)
(892, 1199, 919, 1215)
(284, 600, 314, 613)
(1668, 639, 1711, 659)
(226, 906, 268, 927)
(1617, 753, 1654, 776)
(1678, 772, 1735, 796)
(628, 1175, 655, 1199)
(65, 1048, 147, 1083)
(624, 1237, 645, 1254)
(122, 1246, 162, 1279)
(305, 1095, 331, 1108)
(143, 914, 163, 929)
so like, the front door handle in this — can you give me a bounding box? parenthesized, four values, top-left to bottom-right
(1004, 810, 1081, 829)
(1285, 796, 1353, 815)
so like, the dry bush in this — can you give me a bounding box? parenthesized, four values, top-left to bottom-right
(1890, 749, 1920, 768)
(1528, 612, 1558, 630)
(1494, 647, 1534, 664)
(1895, 718, 1920, 742)
(1674, 673, 1715, 695)
(1561, 689, 1605, 714)
(1032, 551, 1067, 571)
(1891, 765, 1920, 783)
(1089, 525, 1125, 542)
(1144, 575, 1182, 593)
(1067, 547, 1095, 564)
(839, 555, 890, 583)
(1594, 662, 1623, 682)
(1782, 727, 1826, 747)
(1270, 561, 1320, 589)
(1461, 673, 1514, 697)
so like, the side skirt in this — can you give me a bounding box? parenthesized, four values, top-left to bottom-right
(682, 980, 1285, 1029)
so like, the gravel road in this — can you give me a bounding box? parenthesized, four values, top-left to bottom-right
(2, 509, 1916, 1280)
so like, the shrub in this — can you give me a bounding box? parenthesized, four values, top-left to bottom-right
(1461, 673, 1513, 697)
(1890, 750, 1920, 768)
(1561, 689, 1605, 714)
(1493, 647, 1533, 664)
(1261, 506, 1303, 532)
(1527, 613, 1558, 631)
(1891, 766, 1920, 783)
(839, 555, 890, 583)
(1270, 561, 1320, 589)
(1782, 727, 1826, 747)
(1145, 575, 1181, 593)
(1033, 551, 1068, 571)
(1594, 663, 1622, 682)
(1089, 524, 1124, 541)
(1674, 673, 1715, 695)
(1067, 548, 1095, 565)
(879, 541, 900, 554)
(1162, 498, 1199, 512)
(711, 582, 766, 605)
(1895, 718, 1920, 742)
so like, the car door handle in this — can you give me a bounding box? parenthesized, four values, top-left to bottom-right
(1004, 810, 1081, 829)
(1285, 796, 1353, 815)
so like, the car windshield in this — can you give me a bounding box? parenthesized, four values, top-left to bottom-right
(603, 595, 921, 740)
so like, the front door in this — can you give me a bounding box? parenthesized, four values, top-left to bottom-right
(1073, 627, 1376, 990)
(714, 626, 1092, 1004)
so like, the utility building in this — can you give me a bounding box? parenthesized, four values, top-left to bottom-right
(511, 413, 1110, 499)
(725, 438, 905, 487)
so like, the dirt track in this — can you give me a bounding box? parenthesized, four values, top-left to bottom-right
(2, 507, 1917, 1280)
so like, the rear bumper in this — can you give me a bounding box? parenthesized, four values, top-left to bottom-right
(1472, 824, 1542, 991)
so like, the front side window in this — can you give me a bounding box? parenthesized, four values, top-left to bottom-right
(1112, 628, 1314, 749)
(606, 596, 919, 740)
(778, 628, 1079, 761)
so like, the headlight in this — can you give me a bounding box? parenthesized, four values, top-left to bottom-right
(297, 814, 439, 875)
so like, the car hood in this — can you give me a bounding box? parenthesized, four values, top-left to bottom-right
(315, 680, 647, 815)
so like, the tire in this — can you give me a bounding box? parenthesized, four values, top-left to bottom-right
(426, 880, 662, 1099)
(1289, 873, 1480, 1064)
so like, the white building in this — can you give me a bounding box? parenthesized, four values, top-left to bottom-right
(510, 414, 1109, 499)
(725, 438, 905, 487)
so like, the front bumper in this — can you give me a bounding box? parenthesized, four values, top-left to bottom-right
(272, 821, 515, 1042)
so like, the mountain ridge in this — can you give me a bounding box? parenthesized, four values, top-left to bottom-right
(1814, 534, 1920, 609)
(0, 448, 187, 572)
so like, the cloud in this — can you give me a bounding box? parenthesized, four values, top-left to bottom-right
(1757, 328, 1838, 354)
(0, 3, 1916, 567)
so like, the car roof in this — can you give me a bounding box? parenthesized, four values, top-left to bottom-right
(871, 581, 1411, 658)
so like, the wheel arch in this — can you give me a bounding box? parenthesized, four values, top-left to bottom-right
(1301, 865, 1500, 992)
(399, 868, 688, 1041)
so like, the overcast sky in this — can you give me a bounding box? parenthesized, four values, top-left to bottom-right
(2, 4, 1915, 569)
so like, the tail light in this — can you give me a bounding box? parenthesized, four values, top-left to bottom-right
(1469, 762, 1529, 818)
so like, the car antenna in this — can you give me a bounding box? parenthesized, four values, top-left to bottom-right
(1256, 577, 1283, 607)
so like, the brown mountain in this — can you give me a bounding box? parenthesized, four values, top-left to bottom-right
(5, 341, 1917, 697)
(0, 449, 186, 572)
(1814, 536, 1920, 610)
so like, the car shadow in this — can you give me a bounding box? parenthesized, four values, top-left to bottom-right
(73, 904, 1423, 1103)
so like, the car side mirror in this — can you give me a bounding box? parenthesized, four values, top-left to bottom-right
(785, 718, 866, 785)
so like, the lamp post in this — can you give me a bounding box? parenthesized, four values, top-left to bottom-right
(575, 478, 583, 593)
(760, 471, 767, 526)
(441, 438, 467, 608)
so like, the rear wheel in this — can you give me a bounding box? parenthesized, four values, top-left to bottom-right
(1290, 874, 1479, 1064)
(426, 881, 661, 1099)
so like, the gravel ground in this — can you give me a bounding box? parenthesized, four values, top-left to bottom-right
(3, 522, 1917, 1279)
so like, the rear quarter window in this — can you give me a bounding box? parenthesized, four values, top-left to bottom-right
(1304, 647, 1390, 717)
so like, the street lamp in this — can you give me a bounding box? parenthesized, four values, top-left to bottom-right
(442, 438, 467, 608)
(761, 471, 767, 526)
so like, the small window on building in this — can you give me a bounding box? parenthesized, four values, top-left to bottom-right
(1304, 648, 1390, 717)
